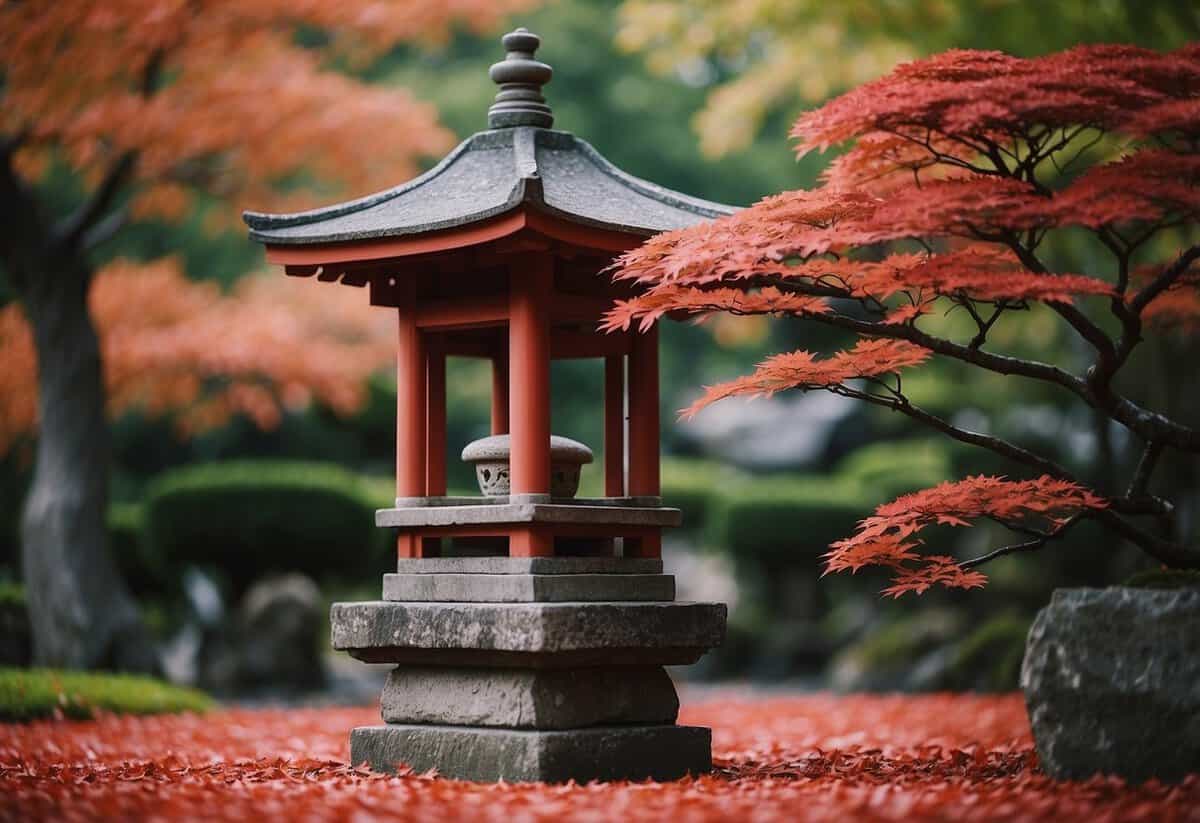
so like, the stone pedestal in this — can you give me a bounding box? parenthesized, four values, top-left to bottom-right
(331, 557, 726, 783)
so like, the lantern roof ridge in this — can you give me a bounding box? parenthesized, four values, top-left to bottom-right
(243, 28, 737, 248)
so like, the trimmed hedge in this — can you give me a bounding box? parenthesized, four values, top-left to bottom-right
(143, 460, 392, 593)
(0, 667, 214, 722)
(834, 439, 955, 501)
(706, 476, 869, 564)
(661, 457, 741, 532)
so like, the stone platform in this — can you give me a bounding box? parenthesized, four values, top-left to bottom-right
(331, 557, 726, 783)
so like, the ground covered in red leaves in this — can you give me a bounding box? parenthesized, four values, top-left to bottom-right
(2, 693, 1197, 821)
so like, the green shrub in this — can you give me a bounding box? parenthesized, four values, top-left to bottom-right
(143, 460, 389, 593)
(0, 667, 214, 722)
(0, 580, 24, 609)
(106, 502, 167, 597)
(661, 457, 741, 532)
(1123, 568, 1200, 589)
(707, 475, 868, 564)
(835, 439, 955, 500)
(944, 613, 1031, 692)
(0, 582, 30, 666)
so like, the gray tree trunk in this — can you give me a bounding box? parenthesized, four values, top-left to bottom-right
(18, 256, 157, 671)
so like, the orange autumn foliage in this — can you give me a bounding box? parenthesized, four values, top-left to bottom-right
(0, 0, 538, 452)
(610, 44, 1200, 592)
(0, 259, 395, 454)
(1, 0, 536, 218)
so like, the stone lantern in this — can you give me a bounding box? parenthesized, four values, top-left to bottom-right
(244, 28, 729, 783)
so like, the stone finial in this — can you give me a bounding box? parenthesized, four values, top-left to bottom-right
(488, 27, 553, 129)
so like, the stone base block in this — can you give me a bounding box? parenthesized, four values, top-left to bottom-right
(381, 665, 678, 728)
(382, 572, 675, 602)
(350, 723, 711, 783)
(331, 600, 727, 667)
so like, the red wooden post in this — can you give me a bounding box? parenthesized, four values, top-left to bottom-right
(510, 527, 553, 557)
(508, 254, 553, 498)
(604, 354, 625, 497)
(627, 325, 660, 497)
(396, 277, 427, 500)
(426, 347, 447, 497)
(491, 355, 510, 435)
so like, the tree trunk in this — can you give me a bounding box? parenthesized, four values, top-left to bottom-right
(18, 255, 157, 672)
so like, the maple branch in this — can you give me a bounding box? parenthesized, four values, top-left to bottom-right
(834, 382, 1077, 481)
(54, 151, 136, 250)
(1092, 507, 1200, 569)
(1129, 244, 1200, 315)
(81, 207, 129, 251)
(1126, 441, 1164, 500)
(959, 514, 1083, 570)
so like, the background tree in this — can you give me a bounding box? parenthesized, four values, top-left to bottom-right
(0, 0, 531, 669)
(616, 0, 1200, 157)
(608, 44, 1200, 595)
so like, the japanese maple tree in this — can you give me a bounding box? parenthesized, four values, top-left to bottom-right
(608, 44, 1200, 595)
(0, 0, 531, 669)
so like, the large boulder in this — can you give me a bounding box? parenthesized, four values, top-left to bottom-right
(1022, 587, 1200, 782)
(194, 573, 326, 695)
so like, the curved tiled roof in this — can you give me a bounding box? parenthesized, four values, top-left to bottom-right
(243, 127, 735, 246)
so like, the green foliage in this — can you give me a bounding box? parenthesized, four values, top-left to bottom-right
(944, 614, 1031, 692)
(834, 439, 954, 500)
(143, 460, 392, 593)
(0, 667, 213, 722)
(707, 475, 868, 564)
(661, 457, 743, 532)
(0, 579, 24, 609)
(1123, 568, 1200, 590)
(105, 502, 165, 598)
(0, 581, 30, 666)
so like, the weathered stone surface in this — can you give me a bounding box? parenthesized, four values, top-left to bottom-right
(382, 573, 675, 603)
(380, 665, 678, 728)
(394, 556, 663, 575)
(350, 723, 711, 783)
(1022, 587, 1200, 782)
(376, 502, 681, 529)
(331, 600, 726, 667)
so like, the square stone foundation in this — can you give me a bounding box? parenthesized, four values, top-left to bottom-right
(331, 557, 726, 783)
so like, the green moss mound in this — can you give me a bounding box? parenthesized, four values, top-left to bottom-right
(0, 668, 214, 722)
(1123, 568, 1200, 590)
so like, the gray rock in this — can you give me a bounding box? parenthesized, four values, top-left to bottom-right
(382, 572, 674, 602)
(1022, 587, 1200, 782)
(395, 556, 663, 575)
(380, 665, 678, 728)
(350, 723, 711, 783)
(331, 600, 727, 667)
(235, 573, 326, 691)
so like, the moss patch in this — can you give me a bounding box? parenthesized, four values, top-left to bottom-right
(1123, 568, 1200, 590)
(0, 668, 214, 722)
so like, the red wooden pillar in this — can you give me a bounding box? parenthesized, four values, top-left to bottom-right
(491, 354, 510, 435)
(508, 254, 553, 556)
(426, 347, 447, 497)
(627, 326, 660, 557)
(604, 353, 625, 497)
(627, 325, 660, 497)
(395, 278, 427, 558)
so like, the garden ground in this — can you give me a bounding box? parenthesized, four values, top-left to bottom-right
(2, 692, 1196, 821)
